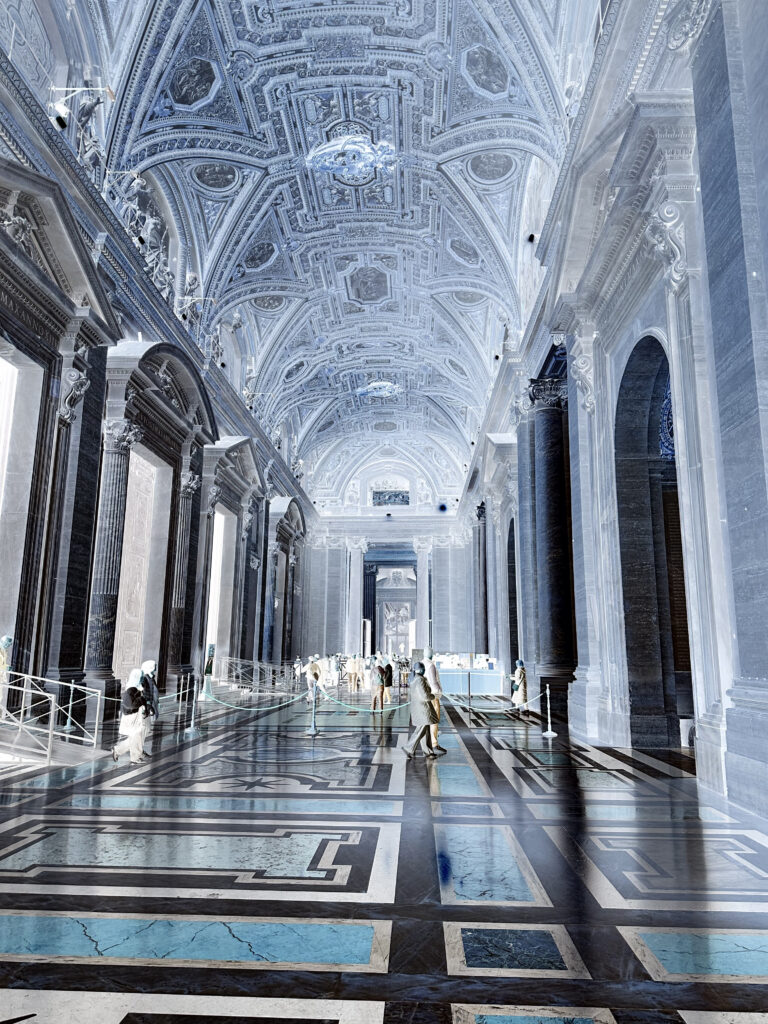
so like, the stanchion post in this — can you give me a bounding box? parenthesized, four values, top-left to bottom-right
(542, 683, 558, 739)
(306, 680, 319, 737)
(62, 681, 76, 733)
(467, 671, 472, 724)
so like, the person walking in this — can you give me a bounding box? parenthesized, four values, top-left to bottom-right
(382, 657, 393, 704)
(138, 660, 159, 757)
(423, 646, 446, 753)
(513, 659, 528, 712)
(371, 661, 386, 711)
(402, 661, 440, 758)
(111, 682, 149, 764)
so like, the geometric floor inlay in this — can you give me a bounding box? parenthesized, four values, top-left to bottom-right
(444, 922, 590, 978)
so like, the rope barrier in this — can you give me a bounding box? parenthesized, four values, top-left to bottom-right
(204, 691, 307, 713)
(324, 694, 411, 712)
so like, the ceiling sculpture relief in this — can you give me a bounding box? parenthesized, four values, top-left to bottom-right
(95, 0, 568, 512)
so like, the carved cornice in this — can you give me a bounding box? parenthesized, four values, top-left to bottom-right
(104, 418, 142, 454)
(528, 377, 569, 411)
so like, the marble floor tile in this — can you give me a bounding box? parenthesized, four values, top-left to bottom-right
(0, 912, 392, 971)
(431, 801, 503, 818)
(54, 793, 404, 816)
(619, 925, 768, 983)
(547, 825, 768, 911)
(0, 991, 386, 1023)
(429, 763, 492, 797)
(452, 1007, 616, 1024)
(444, 922, 590, 978)
(434, 823, 551, 906)
(0, 815, 400, 901)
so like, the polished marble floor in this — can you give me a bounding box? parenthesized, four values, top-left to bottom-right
(1, 687, 768, 1023)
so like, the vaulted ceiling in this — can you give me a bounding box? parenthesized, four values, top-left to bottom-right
(77, 0, 575, 508)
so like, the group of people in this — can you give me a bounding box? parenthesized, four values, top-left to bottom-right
(111, 659, 160, 765)
(294, 652, 408, 708)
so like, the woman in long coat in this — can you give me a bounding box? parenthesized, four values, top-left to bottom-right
(403, 662, 439, 758)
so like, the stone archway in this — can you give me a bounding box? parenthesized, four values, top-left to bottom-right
(615, 336, 693, 747)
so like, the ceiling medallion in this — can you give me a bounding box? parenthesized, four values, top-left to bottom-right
(357, 380, 403, 399)
(306, 120, 396, 187)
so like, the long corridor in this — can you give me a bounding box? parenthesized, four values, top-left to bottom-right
(0, 690, 766, 1022)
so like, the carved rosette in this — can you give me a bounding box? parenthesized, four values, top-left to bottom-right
(104, 418, 142, 453)
(528, 377, 569, 410)
(667, 0, 714, 51)
(570, 355, 595, 415)
(59, 368, 90, 425)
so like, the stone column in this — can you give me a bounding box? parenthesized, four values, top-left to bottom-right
(283, 548, 298, 659)
(85, 418, 142, 687)
(363, 563, 377, 656)
(529, 377, 574, 718)
(472, 503, 488, 653)
(485, 498, 500, 659)
(344, 538, 367, 655)
(262, 541, 280, 663)
(414, 537, 432, 650)
(168, 469, 201, 674)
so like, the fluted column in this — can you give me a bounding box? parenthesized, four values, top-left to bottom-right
(85, 419, 142, 682)
(530, 377, 574, 716)
(414, 537, 432, 649)
(283, 547, 298, 659)
(473, 503, 488, 652)
(485, 498, 500, 660)
(363, 563, 377, 656)
(345, 538, 367, 655)
(262, 541, 280, 663)
(169, 469, 201, 673)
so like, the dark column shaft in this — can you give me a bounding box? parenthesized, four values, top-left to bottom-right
(530, 378, 574, 715)
(85, 419, 141, 681)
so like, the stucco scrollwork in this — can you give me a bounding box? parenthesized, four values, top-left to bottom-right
(59, 368, 90, 425)
(570, 355, 595, 416)
(206, 483, 222, 517)
(645, 202, 687, 287)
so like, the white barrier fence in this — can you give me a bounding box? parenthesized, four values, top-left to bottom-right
(0, 673, 103, 764)
(213, 658, 298, 694)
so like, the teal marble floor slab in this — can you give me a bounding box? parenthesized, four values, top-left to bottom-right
(57, 793, 404, 815)
(432, 801, 503, 818)
(452, 1008, 615, 1024)
(0, 912, 391, 971)
(430, 764, 490, 797)
(527, 802, 734, 822)
(435, 823, 550, 906)
(620, 926, 768, 982)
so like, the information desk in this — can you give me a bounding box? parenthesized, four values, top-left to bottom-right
(437, 668, 507, 695)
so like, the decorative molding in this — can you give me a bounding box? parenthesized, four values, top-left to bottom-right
(59, 368, 90, 425)
(570, 355, 595, 416)
(413, 537, 433, 556)
(249, 553, 261, 571)
(528, 377, 569, 410)
(104, 418, 142, 454)
(667, 0, 715, 52)
(206, 483, 222, 517)
(645, 201, 686, 288)
(346, 536, 369, 554)
(179, 470, 201, 498)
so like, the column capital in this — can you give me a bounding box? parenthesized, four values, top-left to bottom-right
(180, 470, 201, 498)
(413, 537, 432, 555)
(528, 376, 568, 410)
(104, 418, 142, 453)
(346, 536, 368, 553)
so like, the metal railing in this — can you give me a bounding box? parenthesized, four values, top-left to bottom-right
(1, 673, 103, 763)
(216, 657, 298, 693)
(0, 680, 56, 763)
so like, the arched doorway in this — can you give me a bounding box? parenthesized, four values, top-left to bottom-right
(615, 337, 693, 747)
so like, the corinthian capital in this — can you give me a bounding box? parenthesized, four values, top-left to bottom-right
(413, 537, 433, 556)
(104, 418, 142, 453)
(346, 537, 369, 554)
(180, 471, 201, 498)
(528, 377, 568, 410)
